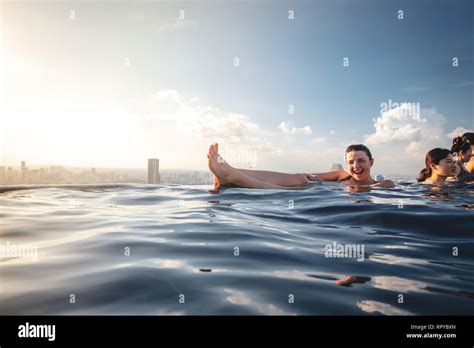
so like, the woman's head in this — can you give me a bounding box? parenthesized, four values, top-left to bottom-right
(462, 132, 474, 144)
(417, 148, 456, 182)
(344, 144, 373, 182)
(451, 136, 472, 163)
(462, 132, 474, 158)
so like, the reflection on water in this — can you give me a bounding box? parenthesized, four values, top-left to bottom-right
(224, 288, 295, 315)
(357, 300, 412, 315)
(0, 182, 473, 315)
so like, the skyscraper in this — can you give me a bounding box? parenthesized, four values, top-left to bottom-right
(148, 159, 160, 184)
(21, 161, 27, 183)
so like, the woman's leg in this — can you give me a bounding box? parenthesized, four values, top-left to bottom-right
(208, 144, 283, 189)
(237, 169, 310, 187)
(211, 143, 309, 187)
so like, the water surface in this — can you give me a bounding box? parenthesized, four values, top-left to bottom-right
(0, 182, 473, 315)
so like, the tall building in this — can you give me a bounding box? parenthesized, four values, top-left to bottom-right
(21, 161, 27, 183)
(147, 159, 160, 184)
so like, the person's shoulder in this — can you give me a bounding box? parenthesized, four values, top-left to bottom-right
(336, 171, 352, 181)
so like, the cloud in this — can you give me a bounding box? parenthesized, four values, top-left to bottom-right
(136, 90, 285, 169)
(144, 90, 264, 143)
(365, 104, 447, 157)
(360, 104, 467, 174)
(278, 121, 312, 135)
(446, 126, 472, 139)
(365, 103, 430, 145)
(140, 91, 332, 171)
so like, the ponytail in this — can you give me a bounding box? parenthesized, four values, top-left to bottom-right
(417, 167, 431, 182)
(417, 148, 452, 182)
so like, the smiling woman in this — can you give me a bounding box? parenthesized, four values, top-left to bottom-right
(207, 143, 395, 192)
(417, 148, 456, 184)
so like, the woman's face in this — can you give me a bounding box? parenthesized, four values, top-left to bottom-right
(459, 147, 473, 163)
(346, 150, 373, 182)
(431, 154, 456, 177)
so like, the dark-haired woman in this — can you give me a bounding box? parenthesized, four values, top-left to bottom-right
(417, 148, 456, 184)
(461, 132, 474, 174)
(207, 143, 394, 191)
(451, 136, 474, 181)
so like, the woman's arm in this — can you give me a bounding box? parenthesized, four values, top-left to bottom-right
(306, 171, 350, 182)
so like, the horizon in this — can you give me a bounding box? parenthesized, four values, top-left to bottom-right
(0, 159, 419, 178)
(1, 0, 473, 176)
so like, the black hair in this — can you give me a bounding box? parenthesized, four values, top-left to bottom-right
(417, 148, 452, 182)
(462, 132, 474, 145)
(451, 136, 471, 155)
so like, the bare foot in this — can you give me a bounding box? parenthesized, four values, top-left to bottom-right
(207, 143, 234, 190)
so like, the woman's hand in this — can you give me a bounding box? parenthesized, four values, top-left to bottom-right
(372, 179, 395, 188)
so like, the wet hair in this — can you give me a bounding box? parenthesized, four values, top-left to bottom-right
(345, 144, 373, 161)
(462, 132, 474, 145)
(451, 136, 471, 155)
(417, 148, 452, 182)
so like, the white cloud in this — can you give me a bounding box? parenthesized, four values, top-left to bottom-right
(330, 130, 336, 135)
(365, 104, 447, 157)
(136, 90, 284, 169)
(146, 90, 262, 143)
(360, 104, 469, 174)
(446, 126, 471, 139)
(278, 121, 312, 135)
(365, 103, 433, 145)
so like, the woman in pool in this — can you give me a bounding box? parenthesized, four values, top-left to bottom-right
(417, 148, 457, 184)
(461, 132, 474, 174)
(451, 136, 474, 181)
(207, 143, 395, 192)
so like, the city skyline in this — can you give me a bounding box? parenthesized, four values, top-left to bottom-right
(0, 159, 214, 185)
(1, 0, 473, 175)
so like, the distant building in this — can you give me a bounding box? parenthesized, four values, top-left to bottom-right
(147, 159, 160, 184)
(21, 161, 27, 183)
(330, 163, 344, 171)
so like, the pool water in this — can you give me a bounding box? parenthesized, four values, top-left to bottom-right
(0, 182, 473, 315)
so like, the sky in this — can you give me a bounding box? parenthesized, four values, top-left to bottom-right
(1, 0, 473, 175)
